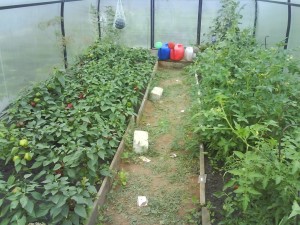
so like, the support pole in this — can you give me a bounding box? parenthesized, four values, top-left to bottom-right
(197, 0, 203, 45)
(60, 0, 68, 69)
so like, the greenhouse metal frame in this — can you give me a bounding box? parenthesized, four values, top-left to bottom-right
(0, 1, 300, 224)
(0, 0, 299, 71)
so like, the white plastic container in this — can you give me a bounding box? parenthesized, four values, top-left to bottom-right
(184, 47, 194, 61)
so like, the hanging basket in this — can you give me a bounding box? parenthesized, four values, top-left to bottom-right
(114, 0, 126, 29)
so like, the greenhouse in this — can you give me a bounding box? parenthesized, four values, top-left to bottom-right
(0, 0, 300, 224)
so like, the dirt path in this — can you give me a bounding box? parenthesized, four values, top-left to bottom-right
(99, 66, 200, 225)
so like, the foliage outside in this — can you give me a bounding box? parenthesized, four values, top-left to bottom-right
(187, 0, 300, 224)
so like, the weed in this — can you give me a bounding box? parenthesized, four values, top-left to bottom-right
(121, 150, 136, 164)
(118, 169, 128, 186)
(184, 207, 201, 225)
(143, 116, 170, 138)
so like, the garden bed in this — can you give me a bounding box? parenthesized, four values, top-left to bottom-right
(187, 20, 300, 225)
(86, 61, 158, 225)
(204, 156, 225, 225)
(0, 42, 156, 225)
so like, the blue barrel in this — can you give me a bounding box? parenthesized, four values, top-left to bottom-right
(158, 43, 170, 60)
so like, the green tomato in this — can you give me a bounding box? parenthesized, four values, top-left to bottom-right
(19, 139, 28, 147)
(24, 152, 32, 161)
(35, 92, 41, 97)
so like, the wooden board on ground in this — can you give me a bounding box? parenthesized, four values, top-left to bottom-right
(199, 144, 206, 205)
(202, 207, 211, 225)
(158, 60, 191, 69)
(199, 144, 212, 225)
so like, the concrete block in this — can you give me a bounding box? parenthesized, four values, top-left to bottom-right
(133, 130, 149, 154)
(150, 87, 163, 101)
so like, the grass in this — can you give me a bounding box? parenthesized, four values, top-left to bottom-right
(143, 116, 170, 138)
(99, 173, 192, 225)
(98, 67, 200, 225)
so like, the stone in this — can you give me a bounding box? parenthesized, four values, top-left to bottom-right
(133, 130, 149, 154)
(150, 87, 163, 101)
(137, 196, 148, 207)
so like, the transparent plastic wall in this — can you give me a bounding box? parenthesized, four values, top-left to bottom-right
(0, 1, 100, 112)
(65, 0, 98, 64)
(100, 0, 151, 48)
(200, 0, 221, 43)
(256, 1, 288, 48)
(288, 1, 300, 58)
(200, 0, 255, 43)
(239, 0, 255, 30)
(154, 0, 198, 46)
(0, 4, 62, 112)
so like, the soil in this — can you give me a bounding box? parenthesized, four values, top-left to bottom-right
(204, 156, 226, 225)
(99, 66, 201, 225)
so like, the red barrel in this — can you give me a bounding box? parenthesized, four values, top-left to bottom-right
(170, 44, 184, 61)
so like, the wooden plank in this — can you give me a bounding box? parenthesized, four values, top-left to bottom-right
(199, 145, 212, 225)
(199, 144, 206, 205)
(200, 183, 206, 205)
(199, 144, 205, 175)
(86, 139, 125, 225)
(158, 60, 192, 69)
(202, 207, 211, 225)
(136, 61, 158, 125)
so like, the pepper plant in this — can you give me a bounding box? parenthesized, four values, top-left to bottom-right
(0, 41, 156, 224)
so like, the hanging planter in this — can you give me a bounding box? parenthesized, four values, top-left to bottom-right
(114, 0, 126, 29)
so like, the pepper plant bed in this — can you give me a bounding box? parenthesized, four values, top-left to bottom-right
(0, 42, 156, 225)
(86, 61, 158, 225)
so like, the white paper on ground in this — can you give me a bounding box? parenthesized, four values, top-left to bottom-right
(139, 156, 151, 162)
(137, 196, 148, 207)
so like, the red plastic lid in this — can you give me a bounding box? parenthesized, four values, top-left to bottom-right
(168, 42, 175, 49)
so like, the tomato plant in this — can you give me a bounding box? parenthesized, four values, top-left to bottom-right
(187, 0, 300, 224)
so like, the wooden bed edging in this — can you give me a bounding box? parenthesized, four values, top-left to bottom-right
(199, 144, 211, 225)
(85, 61, 158, 225)
(158, 60, 192, 69)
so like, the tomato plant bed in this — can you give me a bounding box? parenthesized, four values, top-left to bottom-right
(187, 1, 300, 224)
(204, 156, 225, 224)
(0, 42, 156, 225)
